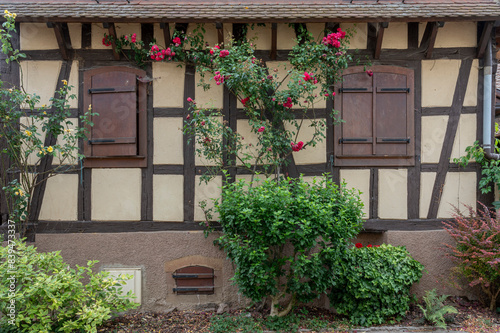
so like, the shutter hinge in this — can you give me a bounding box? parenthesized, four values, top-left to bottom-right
(339, 88, 368, 93)
(380, 88, 410, 93)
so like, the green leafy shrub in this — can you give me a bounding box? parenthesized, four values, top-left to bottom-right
(418, 289, 457, 329)
(208, 176, 364, 317)
(0, 240, 138, 333)
(329, 244, 424, 326)
(442, 203, 500, 311)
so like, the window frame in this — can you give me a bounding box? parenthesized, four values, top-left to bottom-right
(83, 66, 147, 168)
(333, 65, 415, 167)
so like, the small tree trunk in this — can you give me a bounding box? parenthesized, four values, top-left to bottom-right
(269, 294, 296, 317)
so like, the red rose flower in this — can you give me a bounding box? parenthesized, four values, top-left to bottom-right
(241, 97, 250, 106)
(172, 37, 181, 46)
(366, 70, 374, 77)
(355, 243, 363, 248)
(367, 244, 373, 248)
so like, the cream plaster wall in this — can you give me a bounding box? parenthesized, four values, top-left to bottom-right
(91, 23, 141, 50)
(153, 117, 184, 165)
(450, 114, 477, 160)
(195, 72, 223, 109)
(340, 169, 370, 218)
(20, 23, 58, 50)
(340, 23, 367, 50)
(421, 115, 448, 164)
(194, 176, 222, 221)
(195, 116, 223, 167)
(20, 23, 82, 50)
(153, 62, 186, 108)
(277, 23, 297, 50)
(153, 23, 175, 48)
(307, 23, 326, 42)
(153, 175, 184, 222)
(186, 23, 219, 49)
(419, 22, 477, 48)
(67, 60, 79, 108)
(419, 172, 437, 219)
(20, 60, 61, 107)
(265, 61, 326, 109)
(437, 172, 476, 218)
(92, 168, 141, 221)
(53, 117, 78, 165)
(421, 59, 460, 107)
(464, 59, 479, 107)
(287, 119, 327, 165)
(236, 119, 260, 166)
(378, 169, 407, 219)
(246, 24, 271, 50)
(39, 174, 78, 221)
(382, 22, 407, 49)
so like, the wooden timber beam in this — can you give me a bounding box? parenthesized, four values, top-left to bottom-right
(374, 22, 388, 59)
(420, 21, 444, 59)
(47, 22, 72, 60)
(216, 22, 224, 46)
(270, 23, 277, 60)
(102, 22, 120, 60)
(159, 22, 171, 47)
(477, 21, 495, 58)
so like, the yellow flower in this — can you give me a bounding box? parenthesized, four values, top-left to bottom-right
(43, 111, 47, 115)
(25, 130, 32, 136)
(18, 190, 23, 196)
(62, 80, 68, 85)
(88, 104, 92, 111)
(42, 104, 46, 108)
(14, 191, 18, 196)
(64, 128, 72, 133)
(47, 146, 53, 153)
(4, 10, 8, 14)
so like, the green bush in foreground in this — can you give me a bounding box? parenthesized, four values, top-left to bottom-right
(0, 240, 138, 333)
(207, 176, 364, 317)
(329, 244, 424, 326)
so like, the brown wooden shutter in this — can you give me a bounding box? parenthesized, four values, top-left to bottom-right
(173, 266, 215, 295)
(334, 66, 414, 167)
(87, 70, 138, 157)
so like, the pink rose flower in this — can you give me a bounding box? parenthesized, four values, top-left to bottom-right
(258, 126, 265, 132)
(187, 97, 194, 103)
(366, 70, 374, 77)
(283, 97, 293, 108)
(303, 71, 312, 81)
(151, 44, 159, 52)
(219, 49, 230, 58)
(172, 37, 181, 46)
(291, 141, 304, 152)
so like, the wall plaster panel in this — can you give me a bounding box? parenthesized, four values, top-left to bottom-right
(378, 169, 407, 219)
(418, 22, 477, 48)
(91, 23, 141, 50)
(20, 60, 61, 107)
(340, 169, 370, 218)
(194, 71, 223, 109)
(450, 114, 477, 161)
(153, 175, 184, 222)
(286, 119, 327, 165)
(437, 172, 476, 219)
(340, 23, 367, 50)
(194, 176, 222, 221)
(421, 115, 448, 164)
(382, 22, 407, 49)
(421, 59, 460, 107)
(153, 117, 184, 165)
(39, 174, 78, 221)
(92, 168, 141, 221)
(419, 172, 437, 219)
(153, 62, 186, 108)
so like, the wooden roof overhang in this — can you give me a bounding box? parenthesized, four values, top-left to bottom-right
(1, 0, 500, 24)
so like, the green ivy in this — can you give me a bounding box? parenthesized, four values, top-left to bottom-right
(329, 244, 424, 327)
(0, 240, 138, 333)
(207, 176, 364, 316)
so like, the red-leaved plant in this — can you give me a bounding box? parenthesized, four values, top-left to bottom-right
(442, 203, 500, 311)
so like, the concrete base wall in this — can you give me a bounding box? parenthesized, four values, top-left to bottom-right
(32, 229, 474, 312)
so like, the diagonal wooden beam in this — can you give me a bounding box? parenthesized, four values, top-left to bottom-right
(270, 23, 277, 60)
(477, 21, 494, 59)
(427, 59, 473, 219)
(216, 22, 224, 47)
(374, 22, 388, 60)
(420, 21, 444, 59)
(159, 22, 171, 48)
(103, 22, 120, 60)
(47, 22, 72, 60)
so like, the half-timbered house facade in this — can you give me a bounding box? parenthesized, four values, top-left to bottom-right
(1, 0, 500, 311)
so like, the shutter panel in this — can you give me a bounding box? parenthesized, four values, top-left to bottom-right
(339, 72, 373, 156)
(334, 66, 414, 167)
(88, 70, 138, 157)
(173, 266, 215, 295)
(375, 72, 410, 156)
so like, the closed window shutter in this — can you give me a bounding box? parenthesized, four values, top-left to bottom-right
(87, 70, 138, 157)
(173, 266, 215, 295)
(334, 66, 414, 167)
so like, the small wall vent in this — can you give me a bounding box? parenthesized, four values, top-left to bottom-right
(172, 265, 214, 295)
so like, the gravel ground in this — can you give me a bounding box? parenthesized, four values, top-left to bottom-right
(97, 297, 500, 333)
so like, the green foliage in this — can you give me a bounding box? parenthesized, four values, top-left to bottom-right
(329, 244, 424, 327)
(0, 239, 138, 333)
(208, 313, 263, 333)
(0, 11, 95, 232)
(442, 203, 500, 311)
(209, 176, 364, 316)
(184, 27, 354, 179)
(417, 289, 457, 329)
(453, 139, 500, 209)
